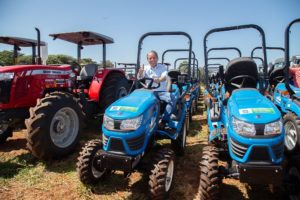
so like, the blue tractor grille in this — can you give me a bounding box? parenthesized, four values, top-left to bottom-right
(126, 133, 145, 151)
(230, 138, 249, 159)
(109, 138, 125, 152)
(248, 146, 271, 162)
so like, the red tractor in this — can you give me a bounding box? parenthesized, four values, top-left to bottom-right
(0, 28, 52, 143)
(1, 30, 130, 160)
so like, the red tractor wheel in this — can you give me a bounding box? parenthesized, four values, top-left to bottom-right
(99, 73, 130, 112)
(25, 92, 84, 160)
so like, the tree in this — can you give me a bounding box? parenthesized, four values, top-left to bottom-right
(17, 55, 33, 65)
(0, 50, 15, 66)
(81, 58, 96, 65)
(99, 60, 114, 68)
(179, 61, 188, 74)
(46, 54, 76, 65)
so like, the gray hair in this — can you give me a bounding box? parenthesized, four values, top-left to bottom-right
(147, 50, 159, 59)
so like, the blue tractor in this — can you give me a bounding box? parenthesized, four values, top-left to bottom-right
(173, 55, 200, 125)
(76, 31, 193, 199)
(199, 24, 285, 200)
(264, 19, 300, 156)
(161, 49, 199, 129)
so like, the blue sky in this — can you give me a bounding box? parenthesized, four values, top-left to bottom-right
(0, 0, 299, 67)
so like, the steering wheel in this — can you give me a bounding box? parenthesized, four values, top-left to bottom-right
(228, 75, 257, 89)
(273, 76, 285, 84)
(138, 77, 160, 89)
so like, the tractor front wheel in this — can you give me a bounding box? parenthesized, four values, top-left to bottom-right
(149, 148, 175, 200)
(25, 92, 84, 160)
(198, 145, 220, 200)
(76, 139, 109, 185)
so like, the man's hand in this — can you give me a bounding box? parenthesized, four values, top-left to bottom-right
(138, 64, 144, 76)
(154, 78, 160, 84)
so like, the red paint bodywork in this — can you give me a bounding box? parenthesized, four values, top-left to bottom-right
(0, 65, 72, 109)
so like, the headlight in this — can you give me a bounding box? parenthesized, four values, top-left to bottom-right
(103, 115, 114, 130)
(120, 115, 143, 131)
(232, 117, 256, 136)
(0, 72, 14, 81)
(264, 120, 282, 135)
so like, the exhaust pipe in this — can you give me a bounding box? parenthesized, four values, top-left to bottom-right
(35, 27, 42, 65)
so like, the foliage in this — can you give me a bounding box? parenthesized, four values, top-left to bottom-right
(46, 54, 77, 65)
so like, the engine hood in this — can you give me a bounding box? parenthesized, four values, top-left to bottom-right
(105, 89, 158, 120)
(228, 89, 281, 123)
(0, 65, 71, 73)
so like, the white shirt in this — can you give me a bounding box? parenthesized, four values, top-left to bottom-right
(138, 63, 168, 91)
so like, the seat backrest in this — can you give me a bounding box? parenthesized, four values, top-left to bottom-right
(80, 64, 98, 79)
(269, 67, 284, 87)
(224, 57, 258, 92)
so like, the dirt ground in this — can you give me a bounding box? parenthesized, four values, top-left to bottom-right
(0, 101, 288, 200)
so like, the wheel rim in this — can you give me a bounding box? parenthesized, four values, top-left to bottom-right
(118, 87, 128, 98)
(0, 124, 8, 135)
(288, 166, 300, 200)
(165, 160, 174, 192)
(50, 107, 79, 148)
(284, 121, 298, 151)
(91, 150, 106, 178)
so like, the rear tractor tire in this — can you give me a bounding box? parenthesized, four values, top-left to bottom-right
(0, 125, 13, 143)
(171, 118, 187, 156)
(283, 112, 300, 156)
(25, 92, 84, 160)
(99, 73, 130, 112)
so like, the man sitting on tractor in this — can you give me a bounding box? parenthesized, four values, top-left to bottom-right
(137, 50, 177, 128)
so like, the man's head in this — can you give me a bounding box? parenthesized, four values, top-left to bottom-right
(147, 50, 158, 67)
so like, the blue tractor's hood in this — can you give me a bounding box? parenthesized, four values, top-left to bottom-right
(228, 89, 281, 123)
(105, 89, 158, 120)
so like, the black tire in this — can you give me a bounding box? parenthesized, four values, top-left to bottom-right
(0, 126, 13, 143)
(99, 73, 130, 112)
(149, 148, 175, 200)
(76, 139, 109, 185)
(283, 112, 300, 156)
(171, 118, 187, 156)
(283, 156, 300, 200)
(199, 145, 220, 200)
(25, 92, 84, 160)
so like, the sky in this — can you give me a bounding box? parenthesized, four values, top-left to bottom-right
(0, 0, 300, 68)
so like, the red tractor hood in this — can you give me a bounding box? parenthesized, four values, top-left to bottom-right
(0, 65, 72, 73)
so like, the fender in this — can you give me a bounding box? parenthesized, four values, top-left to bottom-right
(88, 69, 126, 102)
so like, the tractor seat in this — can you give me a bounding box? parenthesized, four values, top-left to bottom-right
(269, 67, 284, 87)
(79, 64, 98, 81)
(224, 57, 258, 93)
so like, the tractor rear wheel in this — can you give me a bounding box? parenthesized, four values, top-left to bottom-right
(199, 145, 220, 200)
(0, 125, 12, 143)
(25, 92, 84, 160)
(283, 112, 300, 156)
(99, 73, 130, 112)
(77, 139, 109, 185)
(149, 148, 175, 200)
(171, 118, 187, 156)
